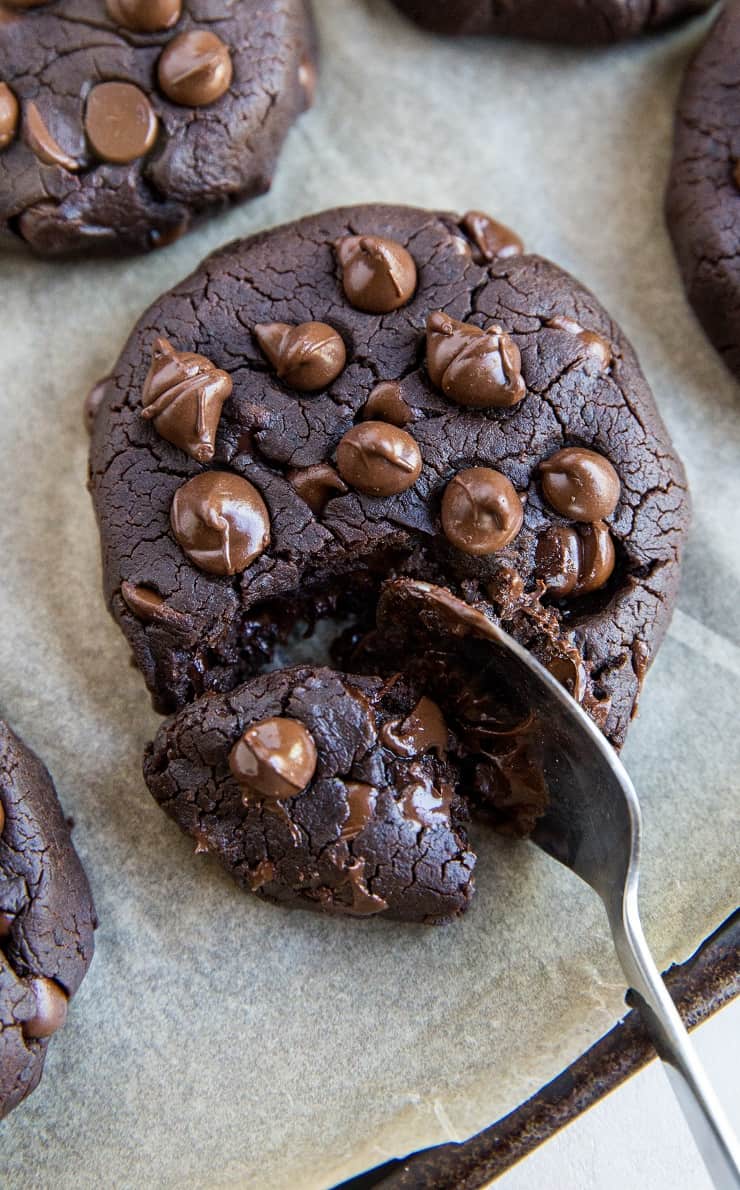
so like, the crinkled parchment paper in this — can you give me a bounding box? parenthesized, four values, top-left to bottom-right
(0, 2, 738, 1186)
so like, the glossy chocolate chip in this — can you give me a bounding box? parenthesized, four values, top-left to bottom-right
(460, 210, 523, 261)
(25, 102, 79, 170)
(158, 30, 232, 107)
(335, 234, 417, 313)
(361, 381, 412, 427)
(547, 315, 612, 371)
(106, 0, 181, 32)
(254, 321, 346, 392)
(288, 463, 347, 515)
(441, 466, 523, 555)
(229, 717, 317, 800)
(22, 977, 68, 1040)
(85, 82, 158, 164)
(170, 471, 270, 576)
(380, 697, 448, 758)
(141, 337, 232, 463)
(426, 311, 526, 408)
(0, 83, 19, 151)
(536, 520, 615, 597)
(539, 447, 620, 521)
(336, 421, 422, 497)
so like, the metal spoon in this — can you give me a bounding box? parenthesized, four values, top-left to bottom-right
(382, 580, 740, 1189)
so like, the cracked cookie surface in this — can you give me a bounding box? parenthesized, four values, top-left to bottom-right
(89, 203, 689, 760)
(667, 0, 740, 383)
(389, 0, 711, 44)
(0, 719, 96, 1119)
(0, 0, 316, 256)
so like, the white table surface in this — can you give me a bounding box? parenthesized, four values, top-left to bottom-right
(496, 998, 739, 1189)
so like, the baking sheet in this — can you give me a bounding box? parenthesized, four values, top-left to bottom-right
(1, 2, 738, 1187)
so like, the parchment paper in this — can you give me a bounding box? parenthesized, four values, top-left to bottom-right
(0, 3, 738, 1187)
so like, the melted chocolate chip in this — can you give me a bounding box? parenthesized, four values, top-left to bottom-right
(441, 467, 523, 555)
(106, 0, 182, 32)
(288, 463, 347, 515)
(334, 857, 388, 916)
(539, 446, 620, 521)
(254, 321, 346, 392)
(380, 697, 447, 758)
(339, 782, 378, 841)
(170, 471, 270, 576)
(120, 581, 193, 630)
(361, 381, 412, 427)
(248, 858, 276, 890)
(335, 234, 417, 313)
(336, 421, 422, 497)
(22, 977, 68, 1040)
(399, 766, 453, 832)
(25, 102, 79, 170)
(547, 315, 612, 371)
(536, 521, 615, 597)
(426, 311, 526, 408)
(141, 337, 232, 463)
(229, 717, 317, 800)
(85, 83, 158, 164)
(158, 30, 233, 107)
(0, 83, 19, 151)
(460, 210, 524, 261)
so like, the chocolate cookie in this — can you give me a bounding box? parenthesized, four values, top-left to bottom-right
(0, 719, 96, 1118)
(0, 0, 315, 256)
(144, 666, 477, 923)
(89, 203, 688, 760)
(390, 0, 711, 43)
(666, 1, 740, 383)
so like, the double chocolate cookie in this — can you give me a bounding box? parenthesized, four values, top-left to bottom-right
(390, 0, 712, 44)
(0, 719, 96, 1118)
(90, 202, 688, 921)
(667, 0, 740, 384)
(0, 0, 316, 256)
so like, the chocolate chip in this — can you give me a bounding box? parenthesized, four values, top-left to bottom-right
(426, 311, 526, 408)
(170, 471, 270, 576)
(380, 696, 447, 758)
(536, 521, 615, 597)
(547, 315, 612, 371)
(460, 210, 524, 262)
(288, 463, 347, 515)
(441, 466, 523, 555)
(336, 421, 422, 497)
(85, 82, 158, 164)
(141, 337, 232, 463)
(338, 782, 378, 841)
(22, 977, 68, 1040)
(539, 446, 620, 521)
(0, 83, 19, 151)
(335, 234, 417, 313)
(361, 381, 412, 426)
(120, 581, 193, 631)
(158, 30, 233, 107)
(25, 101, 79, 170)
(106, 0, 182, 32)
(298, 56, 317, 107)
(229, 716, 317, 800)
(254, 321, 346, 392)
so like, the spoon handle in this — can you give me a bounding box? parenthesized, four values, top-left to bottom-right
(608, 887, 740, 1190)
